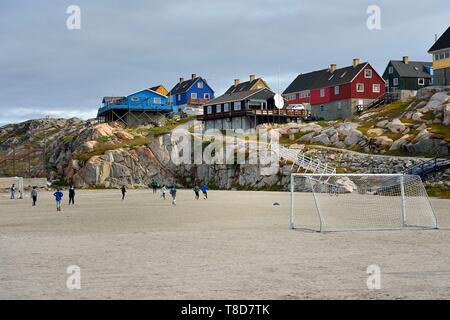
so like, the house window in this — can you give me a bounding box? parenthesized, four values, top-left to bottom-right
(177, 95, 181, 101)
(334, 86, 340, 95)
(234, 101, 241, 111)
(364, 69, 372, 78)
(320, 88, 325, 97)
(435, 53, 439, 61)
(337, 102, 342, 110)
(224, 103, 230, 112)
(204, 93, 210, 99)
(207, 106, 212, 114)
(418, 78, 425, 85)
(320, 105, 324, 112)
(154, 97, 161, 104)
(216, 104, 221, 113)
(356, 83, 364, 92)
(131, 97, 139, 102)
(197, 82, 203, 89)
(440, 53, 445, 60)
(372, 84, 380, 93)
(393, 78, 399, 86)
(191, 92, 197, 99)
(388, 66, 394, 74)
(446, 51, 450, 59)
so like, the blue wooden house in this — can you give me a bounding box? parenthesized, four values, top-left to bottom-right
(97, 88, 175, 126)
(168, 74, 215, 109)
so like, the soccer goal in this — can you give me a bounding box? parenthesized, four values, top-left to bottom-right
(0, 176, 24, 199)
(290, 173, 438, 232)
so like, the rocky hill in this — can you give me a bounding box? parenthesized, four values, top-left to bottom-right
(0, 87, 449, 194)
(276, 86, 450, 156)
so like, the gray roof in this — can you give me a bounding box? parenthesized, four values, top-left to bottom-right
(283, 63, 368, 94)
(389, 60, 432, 78)
(428, 26, 450, 52)
(225, 79, 261, 94)
(169, 77, 200, 95)
(206, 88, 274, 105)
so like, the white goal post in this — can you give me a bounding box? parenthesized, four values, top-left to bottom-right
(0, 176, 24, 199)
(290, 173, 438, 232)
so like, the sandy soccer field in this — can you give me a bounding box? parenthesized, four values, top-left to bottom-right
(0, 189, 449, 299)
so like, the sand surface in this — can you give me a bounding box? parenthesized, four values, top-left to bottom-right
(0, 189, 449, 299)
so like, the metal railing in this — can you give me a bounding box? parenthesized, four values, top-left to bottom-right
(278, 145, 336, 175)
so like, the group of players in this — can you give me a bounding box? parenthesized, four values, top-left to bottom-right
(8, 179, 210, 211)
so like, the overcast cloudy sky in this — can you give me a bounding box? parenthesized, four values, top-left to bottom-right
(0, 0, 448, 125)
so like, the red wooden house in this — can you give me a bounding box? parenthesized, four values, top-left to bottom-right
(283, 59, 385, 120)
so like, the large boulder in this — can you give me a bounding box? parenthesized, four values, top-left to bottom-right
(367, 128, 385, 136)
(299, 123, 323, 133)
(444, 103, 450, 126)
(372, 136, 393, 147)
(336, 122, 359, 135)
(386, 119, 406, 133)
(311, 133, 331, 145)
(299, 132, 315, 143)
(376, 120, 389, 128)
(390, 135, 411, 151)
(419, 91, 450, 113)
(335, 176, 358, 193)
(344, 129, 364, 146)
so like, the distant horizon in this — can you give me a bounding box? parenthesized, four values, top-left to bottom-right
(0, 0, 448, 126)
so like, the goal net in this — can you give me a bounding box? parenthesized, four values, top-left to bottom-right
(290, 174, 438, 232)
(0, 176, 24, 199)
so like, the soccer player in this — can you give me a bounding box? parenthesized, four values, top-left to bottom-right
(10, 184, 16, 199)
(31, 186, 38, 206)
(169, 186, 177, 206)
(160, 185, 167, 200)
(68, 185, 75, 205)
(53, 189, 63, 212)
(121, 185, 126, 200)
(193, 185, 200, 200)
(153, 179, 160, 194)
(201, 183, 208, 199)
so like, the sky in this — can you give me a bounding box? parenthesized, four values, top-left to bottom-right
(0, 0, 449, 125)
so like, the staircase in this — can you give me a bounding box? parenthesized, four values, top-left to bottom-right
(278, 145, 336, 175)
(365, 92, 399, 111)
(404, 157, 450, 179)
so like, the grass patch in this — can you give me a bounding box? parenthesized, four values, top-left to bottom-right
(316, 120, 330, 128)
(357, 120, 376, 136)
(96, 136, 110, 143)
(279, 131, 309, 145)
(426, 185, 450, 199)
(421, 112, 435, 121)
(63, 133, 77, 143)
(428, 123, 450, 142)
(147, 116, 196, 136)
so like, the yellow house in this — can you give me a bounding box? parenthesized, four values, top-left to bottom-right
(428, 26, 450, 85)
(224, 75, 271, 94)
(149, 85, 169, 97)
